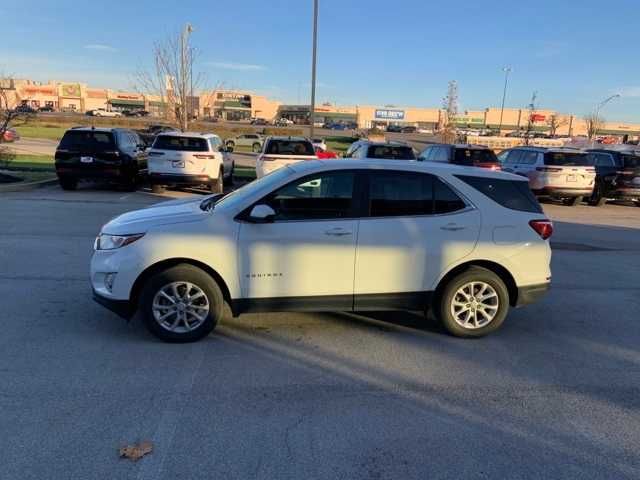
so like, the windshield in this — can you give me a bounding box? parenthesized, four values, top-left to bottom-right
(153, 135, 208, 152)
(367, 145, 416, 160)
(544, 152, 590, 166)
(58, 131, 115, 151)
(265, 140, 315, 155)
(454, 149, 499, 165)
(202, 166, 295, 211)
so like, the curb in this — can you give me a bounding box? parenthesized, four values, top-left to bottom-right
(0, 177, 58, 193)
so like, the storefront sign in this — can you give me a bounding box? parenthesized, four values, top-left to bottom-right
(530, 114, 546, 122)
(59, 83, 81, 98)
(115, 93, 143, 100)
(22, 86, 56, 96)
(375, 109, 405, 120)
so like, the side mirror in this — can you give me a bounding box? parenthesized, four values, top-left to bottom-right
(248, 204, 275, 223)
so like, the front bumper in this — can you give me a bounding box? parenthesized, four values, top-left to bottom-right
(516, 282, 550, 307)
(149, 172, 212, 186)
(93, 289, 135, 320)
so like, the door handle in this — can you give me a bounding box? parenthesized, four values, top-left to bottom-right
(324, 228, 352, 237)
(440, 224, 466, 231)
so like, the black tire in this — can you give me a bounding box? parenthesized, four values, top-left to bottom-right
(252, 143, 262, 153)
(151, 184, 165, 194)
(139, 264, 223, 343)
(437, 267, 510, 338)
(223, 162, 234, 187)
(121, 176, 138, 192)
(562, 196, 583, 206)
(210, 169, 223, 193)
(588, 185, 607, 207)
(59, 177, 78, 191)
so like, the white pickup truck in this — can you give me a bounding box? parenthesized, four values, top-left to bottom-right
(256, 137, 318, 178)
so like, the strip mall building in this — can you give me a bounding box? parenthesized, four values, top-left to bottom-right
(4, 78, 640, 137)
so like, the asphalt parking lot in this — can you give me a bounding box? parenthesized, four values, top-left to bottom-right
(1, 184, 639, 479)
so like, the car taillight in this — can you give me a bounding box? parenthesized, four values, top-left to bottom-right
(103, 151, 120, 157)
(529, 219, 553, 240)
(194, 154, 215, 159)
(476, 162, 501, 171)
(536, 167, 562, 172)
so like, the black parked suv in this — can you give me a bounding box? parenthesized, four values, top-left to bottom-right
(585, 148, 640, 206)
(54, 127, 147, 191)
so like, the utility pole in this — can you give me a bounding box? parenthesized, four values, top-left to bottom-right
(181, 23, 193, 131)
(309, 0, 319, 139)
(524, 91, 537, 145)
(498, 67, 511, 134)
(592, 93, 620, 146)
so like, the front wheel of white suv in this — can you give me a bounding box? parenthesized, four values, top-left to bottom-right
(437, 267, 509, 338)
(140, 264, 224, 343)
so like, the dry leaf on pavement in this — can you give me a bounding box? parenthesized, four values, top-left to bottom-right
(119, 440, 153, 461)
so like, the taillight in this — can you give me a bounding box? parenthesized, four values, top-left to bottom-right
(194, 154, 215, 159)
(103, 151, 120, 157)
(529, 219, 553, 240)
(536, 167, 562, 172)
(476, 162, 501, 171)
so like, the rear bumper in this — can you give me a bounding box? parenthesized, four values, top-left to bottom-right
(535, 187, 593, 198)
(516, 282, 550, 307)
(56, 166, 131, 179)
(610, 187, 640, 201)
(93, 289, 134, 320)
(149, 172, 212, 185)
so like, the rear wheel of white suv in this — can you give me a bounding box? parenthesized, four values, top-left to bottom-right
(562, 196, 583, 206)
(140, 264, 223, 343)
(437, 267, 509, 338)
(210, 169, 223, 193)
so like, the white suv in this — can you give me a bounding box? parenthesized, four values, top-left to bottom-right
(256, 136, 317, 178)
(498, 147, 595, 206)
(91, 159, 552, 342)
(148, 132, 234, 193)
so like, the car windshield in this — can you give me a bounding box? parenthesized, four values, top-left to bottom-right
(153, 135, 208, 152)
(454, 149, 499, 165)
(621, 155, 640, 169)
(58, 130, 115, 151)
(367, 145, 416, 160)
(544, 152, 590, 166)
(265, 140, 315, 155)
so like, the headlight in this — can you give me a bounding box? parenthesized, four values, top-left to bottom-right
(95, 233, 145, 251)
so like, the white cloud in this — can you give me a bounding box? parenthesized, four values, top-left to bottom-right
(618, 86, 640, 98)
(206, 61, 266, 71)
(84, 44, 117, 52)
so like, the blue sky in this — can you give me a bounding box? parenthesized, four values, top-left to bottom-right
(4, 0, 640, 121)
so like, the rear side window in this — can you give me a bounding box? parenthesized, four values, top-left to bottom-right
(59, 130, 115, 151)
(453, 149, 498, 166)
(368, 171, 466, 217)
(153, 136, 209, 152)
(621, 155, 640, 169)
(266, 140, 314, 155)
(544, 152, 589, 166)
(366, 145, 416, 160)
(455, 175, 543, 213)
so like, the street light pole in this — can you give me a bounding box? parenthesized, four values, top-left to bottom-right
(309, 0, 319, 139)
(498, 66, 511, 134)
(592, 93, 620, 146)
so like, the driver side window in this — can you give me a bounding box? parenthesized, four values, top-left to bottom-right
(262, 171, 355, 221)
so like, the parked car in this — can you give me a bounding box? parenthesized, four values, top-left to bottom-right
(137, 124, 177, 146)
(345, 140, 416, 160)
(328, 123, 348, 131)
(225, 133, 264, 153)
(38, 105, 55, 113)
(123, 109, 149, 117)
(87, 109, 123, 117)
(311, 138, 327, 151)
(91, 158, 552, 342)
(54, 127, 147, 191)
(250, 118, 268, 126)
(148, 132, 233, 193)
(585, 148, 640, 206)
(400, 125, 417, 133)
(418, 144, 501, 170)
(1, 127, 20, 143)
(14, 104, 37, 114)
(256, 136, 317, 178)
(417, 127, 434, 135)
(498, 146, 595, 205)
(386, 124, 403, 133)
(274, 118, 294, 127)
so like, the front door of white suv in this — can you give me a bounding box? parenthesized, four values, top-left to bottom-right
(237, 170, 359, 306)
(353, 170, 481, 309)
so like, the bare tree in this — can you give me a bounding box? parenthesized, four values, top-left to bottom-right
(0, 75, 19, 140)
(584, 113, 604, 140)
(133, 24, 203, 130)
(523, 91, 538, 145)
(440, 80, 459, 144)
(547, 114, 568, 138)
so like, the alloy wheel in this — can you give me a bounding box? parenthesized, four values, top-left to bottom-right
(152, 281, 210, 333)
(450, 281, 499, 329)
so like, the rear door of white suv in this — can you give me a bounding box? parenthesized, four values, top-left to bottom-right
(237, 169, 360, 307)
(353, 170, 481, 309)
